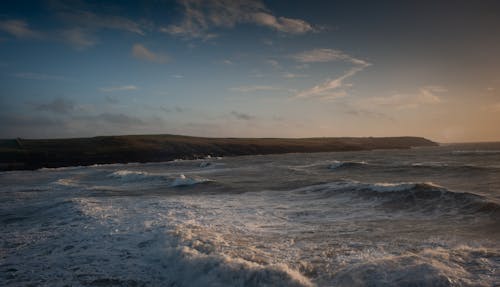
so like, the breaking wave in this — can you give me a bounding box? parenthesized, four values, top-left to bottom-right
(329, 161, 368, 170)
(108, 170, 212, 187)
(108, 170, 164, 181)
(295, 180, 500, 216)
(170, 174, 212, 187)
(333, 246, 499, 286)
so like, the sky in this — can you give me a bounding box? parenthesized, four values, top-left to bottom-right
(0, 0, 499, 142)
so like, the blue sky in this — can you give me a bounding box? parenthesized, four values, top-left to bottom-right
(1, 0, 499, 142)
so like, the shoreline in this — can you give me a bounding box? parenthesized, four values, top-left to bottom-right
(0, 134, 437, 171)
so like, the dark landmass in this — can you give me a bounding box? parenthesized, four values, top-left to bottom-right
(0, 135, 437, 171)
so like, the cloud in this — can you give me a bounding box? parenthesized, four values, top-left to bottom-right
(296, 66, 366, 99)
(161, 106, 185, 113)
(56, 7, 145, 35)
(292, 48, 370, 66)
(61, 28, 96, 49)
(418, 86, 445, 104)
(0, 19, 43, 39)
(293, 49, 371, 100)
(161, 0, 313, 39)
(267, 59, 281, 69)
(47, 3, 145, 49)
(283, 73, 308, 78)
(99, 85, 138, 92)
(132, 43, 169, 63)
(362, 86, 447, 110)
(0, 114, 59, 128)
(250, 12, 313, 34)
(229, 85, 280, 92)
(0, 114, 64, 138)
(95, 113, 144, 125)
(14, 72, 66, 80)
(35, 98, 75, 114)
(231, 111, 255, 120)
(345, 109, 394, 121)
(105, 95, 119, 104)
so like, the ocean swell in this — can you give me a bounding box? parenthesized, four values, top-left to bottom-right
(333, 246, 498, 287)
(295, 180, 500, 216)
(329, 161, 368, 170)
(108, 170, 212, 187)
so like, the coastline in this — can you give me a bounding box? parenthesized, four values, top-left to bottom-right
(0, 134, 437, 171)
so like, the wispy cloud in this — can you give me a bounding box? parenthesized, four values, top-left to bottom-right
(229, 85, 280, 92)
(0, 19, 43, 39)
(34, 98, 75, 114)
(161, 106, 185, 113)
(361, 86, 447, 110)
(283, 73, 308, 79)
(418, 86, 445, 104)
(293, 48, 371, 100)
(57, 8, 145, 35)
(61, 28, 96, 50)
(345, 109, 394, 121)
(267, 59, 281, 69)
(99, 85, 138, 92)
(14, 72, 66, 80)
(94, 113, 144, 125)
(251, 12, 313, 34)
(296, 66, 367, 99)
(231, 111, 255, 120)
(132, 44, 169, 63)
(161, 0, 313, 39)
(292, 48, 369, 66)
(46, 2, 146, 49)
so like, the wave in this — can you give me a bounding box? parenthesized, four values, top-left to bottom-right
(150, 247, 313, 287)
(452, 150, 500, 155)
(70, 198, 312, 287)
(108, 170, 212, 187)
(295, 180, 500, 216)
(329, 161, 368, 170)
(333, 246, 499, 286)
(108, 170, 165, 182)
(411, 162, 499, 172)
(53, 178, 80, 187)
(170, 174, 212, 187)
(323, 160, 498, 172)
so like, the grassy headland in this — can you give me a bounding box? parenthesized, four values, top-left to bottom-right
(0, 134, 437, 171)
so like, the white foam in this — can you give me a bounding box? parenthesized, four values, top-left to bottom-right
(108, 170, 165, 182)
(329, 160, 368, 170)
(170, 174, 211, 187)
(53, 178, 79, 187)
(333, 247, 497, 286)
(367, 182, 418, 192)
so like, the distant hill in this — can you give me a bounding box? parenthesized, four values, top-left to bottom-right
(0, 134, 438, 171)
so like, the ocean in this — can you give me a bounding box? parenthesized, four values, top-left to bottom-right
(1, 143, 499, 286)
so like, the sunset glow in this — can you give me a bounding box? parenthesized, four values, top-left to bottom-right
(1, 1, 499, 141)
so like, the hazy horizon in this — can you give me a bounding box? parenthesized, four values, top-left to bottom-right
(1, 1, 500, 142)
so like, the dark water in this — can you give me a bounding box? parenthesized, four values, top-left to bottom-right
(1, 143, 499, 286)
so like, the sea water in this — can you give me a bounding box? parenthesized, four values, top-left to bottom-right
(1, 143, 499, 286)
